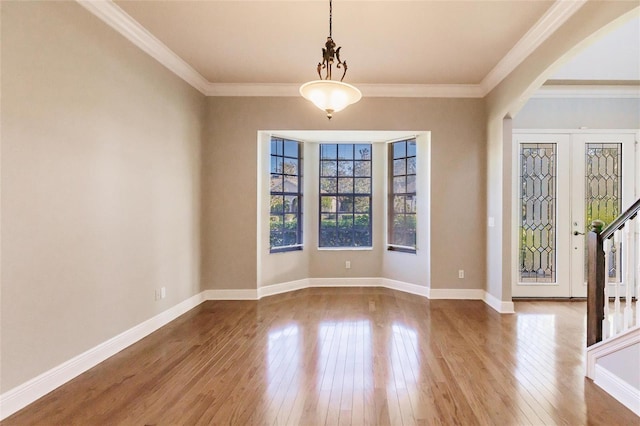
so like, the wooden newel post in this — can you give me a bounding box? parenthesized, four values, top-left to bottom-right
(587, 219, 605, 347)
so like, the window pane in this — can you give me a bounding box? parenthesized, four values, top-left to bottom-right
(338, 196, 353, 213)
(354, 178, 370, 194)
(321, 196, 337, 213)
(270, 214, 283, 230)
(283, 214, 298, 245)
(270, 174, 283, 192)
(284, 176, 298, 193)
(354, 196, 370, 213)
(406, 195, 417, 213)
(338, 178, 353, 193)
(407, 157, 416, 174)
(270, 215, 283, 247)
(355, 213, 369, 227)
(338, 214, 354, 228)
(394, 196, 404, 213)
(284, 140, 298, 158)
(284, 195, 298, 213)
(321, 144, 337, 160)
(394, 159, 406, 175)
(321, 160, 337, 177)
(394, 176, 406, 193)
(271, 139, 283, 156)
(354, 161, 370, 177)
(283, 157, 298, 175)
(271, 195, 284, 213)
(407, 140, 416, 157)
(392, 215, 406, 242)
(355, 144, 372, 160)
(338, 161, 354, 177)
(354, 228, 371, 247)
(393, 141, 406, 159)
(271, 157, 283, 174)
(338, 144, 353, 160)
(321, 213, 336, 228)
(320, 178, 337, 193)
(407, 175, 416, 193)
(320, 214, 336, 246)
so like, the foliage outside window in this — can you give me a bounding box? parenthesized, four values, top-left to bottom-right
(388, 139, 417, 252)
(319, 144, 372, 248)
(270, 138, 302, 252)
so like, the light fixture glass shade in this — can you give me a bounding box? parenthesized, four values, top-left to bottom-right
(299, 80, 362, 119)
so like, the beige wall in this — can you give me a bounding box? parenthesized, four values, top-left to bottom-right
(203, 97, 486, 291)
(1, 1, 205, 391)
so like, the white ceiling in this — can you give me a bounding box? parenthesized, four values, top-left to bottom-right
(81, 1, 639, 97)
(114, 0, 553, 86)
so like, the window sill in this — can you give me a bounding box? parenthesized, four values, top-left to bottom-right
(387, 245, 417, 254)
(270, 245, 303, 254)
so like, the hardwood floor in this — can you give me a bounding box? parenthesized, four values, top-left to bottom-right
(3, 288, 637, 425)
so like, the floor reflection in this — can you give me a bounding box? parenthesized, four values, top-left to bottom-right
(390, 323, 420, 389)
(267, 323, 300, 396)
(317, 320, 372, 391)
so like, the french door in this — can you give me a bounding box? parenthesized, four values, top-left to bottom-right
(512, 132, 636, 298)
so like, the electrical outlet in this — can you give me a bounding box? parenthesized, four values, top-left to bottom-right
(161, 287, 166, 299)
(154, 289, 160, 301)
(345, 260, 351, 269)
(458, 270, 464, 279)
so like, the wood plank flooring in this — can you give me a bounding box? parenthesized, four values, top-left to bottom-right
(3, 288, 638, 425)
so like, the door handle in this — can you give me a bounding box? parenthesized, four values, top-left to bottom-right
(573, 230, 585, 236)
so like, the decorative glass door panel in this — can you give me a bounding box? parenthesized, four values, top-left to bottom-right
(585, 144, 622, 281)
(513, 134, 571, 298)
(519, 143, 557, 283)
(514, 133, 635, 298)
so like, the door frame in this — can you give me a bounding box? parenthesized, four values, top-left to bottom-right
(511, 129, 639, 299)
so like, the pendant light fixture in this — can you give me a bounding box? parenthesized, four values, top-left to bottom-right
(299, 0, 362, 119)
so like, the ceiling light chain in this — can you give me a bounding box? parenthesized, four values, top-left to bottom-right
(299, 0, 362, 119)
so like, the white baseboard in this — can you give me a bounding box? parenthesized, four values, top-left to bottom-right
(381, 278, 430, 297)
(256, 278, 510, 313)
(483, 291, 516, 314)
(594, 364, 640, 416)
(0, 292, 205, 421)
(258, 278, 310, 298)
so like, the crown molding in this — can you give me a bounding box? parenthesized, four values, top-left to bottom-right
(205, 83, 484, 98)
(204, 83, 299, 97)
(479, 0, 587, 96)
(79, 0, 586, 99)
(76, 0, 209, 94)
(532, 85, 640, 99)
(357, 84, 484, 98)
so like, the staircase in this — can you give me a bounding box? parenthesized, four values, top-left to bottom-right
(586, 198, 640, 416)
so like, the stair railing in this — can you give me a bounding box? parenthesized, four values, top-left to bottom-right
(587, 198, 640, 346)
